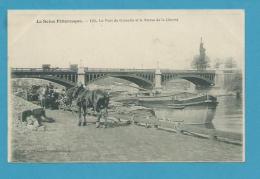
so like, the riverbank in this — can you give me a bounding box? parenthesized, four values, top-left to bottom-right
(9, 96, 243, 162)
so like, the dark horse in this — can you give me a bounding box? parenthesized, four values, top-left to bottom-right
(66, 86, 110, 127)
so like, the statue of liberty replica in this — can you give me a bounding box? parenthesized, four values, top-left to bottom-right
(191, 38, 210, 71)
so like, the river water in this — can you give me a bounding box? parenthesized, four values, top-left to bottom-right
(212, 95, 243, 134)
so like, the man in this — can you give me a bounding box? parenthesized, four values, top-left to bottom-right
(48, 83, 54, 94)
(73, 82, 85, 99)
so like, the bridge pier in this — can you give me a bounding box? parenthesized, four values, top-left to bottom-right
(214, 69, 225, 88)
(77, 64, 85, 85)
(154, 69, 162, 90)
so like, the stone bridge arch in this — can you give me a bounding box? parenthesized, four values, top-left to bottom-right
(12, 75, 76, 88)
(162, 74, 215, 87)
(85, 73, 154, 89)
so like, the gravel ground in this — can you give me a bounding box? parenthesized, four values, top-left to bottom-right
(9, 97, 243, 162)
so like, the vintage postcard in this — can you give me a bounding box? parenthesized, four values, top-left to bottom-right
(8, 10, 244, 162)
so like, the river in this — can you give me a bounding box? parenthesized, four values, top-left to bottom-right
(212, 95, 243, 133)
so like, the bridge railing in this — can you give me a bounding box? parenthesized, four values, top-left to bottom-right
(11, 67, 216, 74)
(11, 68, 75, 72)
(85, 68, 155, 72)
(85, 68, 216, 73)
(161, 69, 216, 73)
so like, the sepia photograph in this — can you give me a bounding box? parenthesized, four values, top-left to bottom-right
(8, 10, 244, 162)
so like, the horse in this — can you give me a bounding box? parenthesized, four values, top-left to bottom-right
(67, 86, 110, 127)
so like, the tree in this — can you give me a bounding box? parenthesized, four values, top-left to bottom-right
(191, 39, 210, 70)
(225, 71, 242, 97)
(191, 55, 210, 70)
(224, 57, 237, 68)
(214, 58, 222, 69)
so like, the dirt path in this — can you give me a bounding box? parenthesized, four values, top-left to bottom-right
(10, 108, 243, 162)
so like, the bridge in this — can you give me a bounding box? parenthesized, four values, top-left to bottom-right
(11, 67, 216, 89)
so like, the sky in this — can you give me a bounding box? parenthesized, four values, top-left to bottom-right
(8, 10, 244, 69)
